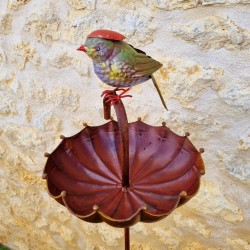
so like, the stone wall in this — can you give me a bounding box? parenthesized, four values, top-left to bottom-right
(0, 0, 249, 249)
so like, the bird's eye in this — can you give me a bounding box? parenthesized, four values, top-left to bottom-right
(96, 47, 100, 51)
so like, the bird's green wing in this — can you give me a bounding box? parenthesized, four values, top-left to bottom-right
(127, 43, 147, 55)
(121, 44, 162, 78)
(132, 52, 162, 77)
(113, 42, 162, 78)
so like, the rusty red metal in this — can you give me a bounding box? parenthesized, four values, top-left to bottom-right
(43, 93, 205, 229)
(103, 93, 130, 187)
(87, 29, 126, 41)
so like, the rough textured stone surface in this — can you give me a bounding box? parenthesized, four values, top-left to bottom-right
(0, 91, 17, 116)
(67, 0, 96, 10)
(143, 0, 200, 10)
(34, 109, 62, 132)
(48, 46, 89, 76)
(226, 238, 250, 250)
(239, 128, 250, 151)
(201, 0, 250, 5)
(0, 46, 6, 63)
(173, 213, 210, 238)
(10, 42, 40, 70)
(4, 125, 46, 152)
(23, 79, 45, 102)
(63, 10, 156, 47)
(155, 58, 223, 106)
(48, 86, 80, 111)
(25, 8, 61, 44)
(1, 0, 250, 249)
(0, 13, 12, 35)
(218, 80, 250, 110)
(173, 16, 250, 50)
(217, 151, 250, 183)
(8, 0, 30, 10)
(0, 67, 15, 85)
(188, 180, 244, 222)
(7, 0, 31, 10)
(144, 0, 250, 9)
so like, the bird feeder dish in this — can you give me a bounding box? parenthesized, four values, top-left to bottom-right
(43, 91, 205, 250)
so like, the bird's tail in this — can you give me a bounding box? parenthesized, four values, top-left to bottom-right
(151, 75, 168, 110)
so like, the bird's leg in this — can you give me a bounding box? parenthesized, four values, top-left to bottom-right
(102, 87, 132, 105)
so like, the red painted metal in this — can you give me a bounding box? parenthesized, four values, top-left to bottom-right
(43, 91, 205, 250)
(103, 93, 130, 187)
(43, 92, 205, 229)
(87, 29, 126, 41)
(125, 228, 130, 250)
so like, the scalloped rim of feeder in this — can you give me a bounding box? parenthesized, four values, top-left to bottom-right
(42, 92, 205, 228)
(43, 137, 205, 228)
(43, 177, 204, 227)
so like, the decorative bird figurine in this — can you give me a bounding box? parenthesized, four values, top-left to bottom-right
(77, 29, 168, 110)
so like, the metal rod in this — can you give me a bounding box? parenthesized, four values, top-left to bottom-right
(114, 100, 129, 187)
(103, 93, 130, 187)
(125, 227, 130, 250)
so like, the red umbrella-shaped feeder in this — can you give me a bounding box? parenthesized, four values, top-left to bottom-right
(42, 90, 205, 249)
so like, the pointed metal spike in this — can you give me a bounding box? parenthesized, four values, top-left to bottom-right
(199, 148, 205, 153)
(93, 204, 99, 211)
(42, 173, 47, 179)
(180, 191, 187, 197)
(200, 169, 206, 175)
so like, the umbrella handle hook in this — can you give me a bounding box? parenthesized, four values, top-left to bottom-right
(103, 91, 129, 188)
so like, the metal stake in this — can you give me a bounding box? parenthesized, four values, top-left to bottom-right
(103, 91, 131, 249)
(125, 228, 130, 250)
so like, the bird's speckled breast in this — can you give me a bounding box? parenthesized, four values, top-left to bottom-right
(93, 61, 150, 87)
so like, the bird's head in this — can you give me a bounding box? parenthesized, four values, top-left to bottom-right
(77, 29, 126, 63)
(78, 38, 115, 63)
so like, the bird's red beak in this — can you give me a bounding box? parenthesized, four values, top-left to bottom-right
(77, 45, 86, 52)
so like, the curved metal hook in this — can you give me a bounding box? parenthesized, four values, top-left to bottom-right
(103, 92, 129, 188)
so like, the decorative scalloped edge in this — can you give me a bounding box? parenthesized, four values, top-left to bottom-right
(43, 117, 205, 228)
(42, 161, 205, 228)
